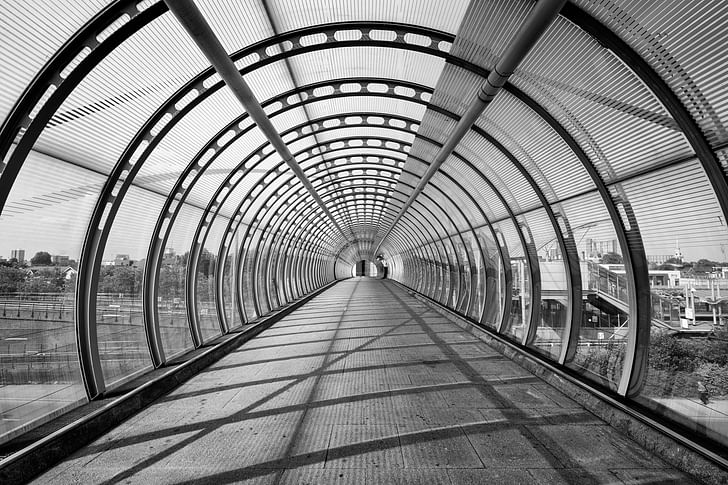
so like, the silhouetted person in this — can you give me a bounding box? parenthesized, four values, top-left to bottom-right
(698, 380, 710, 405)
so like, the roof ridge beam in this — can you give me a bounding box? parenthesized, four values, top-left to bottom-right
(372, 0, 567, 256)
(164, 0, 348, 240)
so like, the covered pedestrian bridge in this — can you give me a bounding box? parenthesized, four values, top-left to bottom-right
(0, 0, 727, 482)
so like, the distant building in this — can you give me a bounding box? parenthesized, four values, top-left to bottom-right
(648, 270, 681, 287)
(63, 267, 78, 280)
(584, 238, 617, 260)
(543, 245, 562, 261)
(52, 255, 70, 265)
(674, 238, 683, 263)
(10, 249, 25, 263)
(646, 254, 673, 265)
(114, 254, 131, 266)
(163, 247, 177, 264)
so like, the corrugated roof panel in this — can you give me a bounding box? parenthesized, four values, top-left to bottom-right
(265, 0, 470, 35)
(454, 131, 541, 213)
(421, 181, 468, 231)
(197, 0, 274, 54)
(574, 0, 728, 146)
(449, 0, 532, 70)
(618, 159, 728, 261)
(553, 192, 620, 260)
(134, 89, 245, 195)
(414, 109, 459, 147)
(494, 218, 525, 259)
(213, 168, 270, 219)
(32, 12, 211, 175)
(303, 95, 427, 124)
(204, 128, 270, 172)
(287, 47, 445, 90)
(477, 92, 593, 201)
(422, 65, 481, 119)
(439, 154, 513, 222)
(0, 0, 108, 125)
(511, 16, 694, 183)
(242, 60, 298, 104)
(269, 106, 311, 138)
(428, 171, 486, 228)
(182, 172, 231, 211)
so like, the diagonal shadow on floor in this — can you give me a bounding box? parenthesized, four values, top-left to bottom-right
(32, 279, 698, 485)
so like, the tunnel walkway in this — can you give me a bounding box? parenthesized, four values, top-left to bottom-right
(32, 279, 695, 484)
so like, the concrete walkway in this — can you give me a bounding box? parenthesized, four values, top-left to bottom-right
(32, 279, 697, 484)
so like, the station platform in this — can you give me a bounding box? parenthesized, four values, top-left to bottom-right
(30, 279, 697, 484)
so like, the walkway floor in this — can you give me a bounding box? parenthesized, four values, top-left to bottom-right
(31, 279, 697, 484)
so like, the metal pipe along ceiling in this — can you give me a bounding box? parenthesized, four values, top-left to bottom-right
(372, 0, 568, 258)
(163, 0, 349, 242)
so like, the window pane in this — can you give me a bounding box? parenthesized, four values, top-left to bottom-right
(560, 193, 627, 389)
(0, 151, 90, 441)
(97, 186, 157, 386)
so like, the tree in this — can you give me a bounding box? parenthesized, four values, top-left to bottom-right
(30, 251, 52, 266)
(198, 249, 216, 277)
(658, 257, 683, 270)
(97, 265, 142, 295)
(159, 262, 185, 299)
(23, 275, 65, 293)
(600, 252, 623, 264)
(694, 259, 719, 273)
(0, 266, 26, 293)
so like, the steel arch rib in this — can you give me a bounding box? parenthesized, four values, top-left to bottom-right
(0, 7, 708, 401)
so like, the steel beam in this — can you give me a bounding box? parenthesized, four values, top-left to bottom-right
(164, 0, 347, 242)
(372, 0, 567, 257)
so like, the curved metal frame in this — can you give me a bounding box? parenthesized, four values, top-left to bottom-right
(226, 163, 458, 320)
(0, 4, 721, 415)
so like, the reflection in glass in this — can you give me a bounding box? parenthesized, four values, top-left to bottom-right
(496, 221, 530, 339)
(560, 194, 628, 388)
(624, 161, 728, 448)
(95, 186, 158, 386)
(525, 209, 568, 360)
(0, 152, 95, 441)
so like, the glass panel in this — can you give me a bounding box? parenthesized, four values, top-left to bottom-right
(241, 224, 260, 321)
(458, 233, 473, 315)
(561, 193, 627, 389)
(476, 227, 503, 328)
(196, 214, 229, 341)
(221, 230, 241, 329)
(624, 160, 728, 448)
(525, 209, 568, 360)
(158, 203, 200, 357)
(96, 185, 158, 386)
(496, 219, 530, 339)
(0, 151, 91, 442)
(416, 245, 430, 296)
(256, 238, 273, 314)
